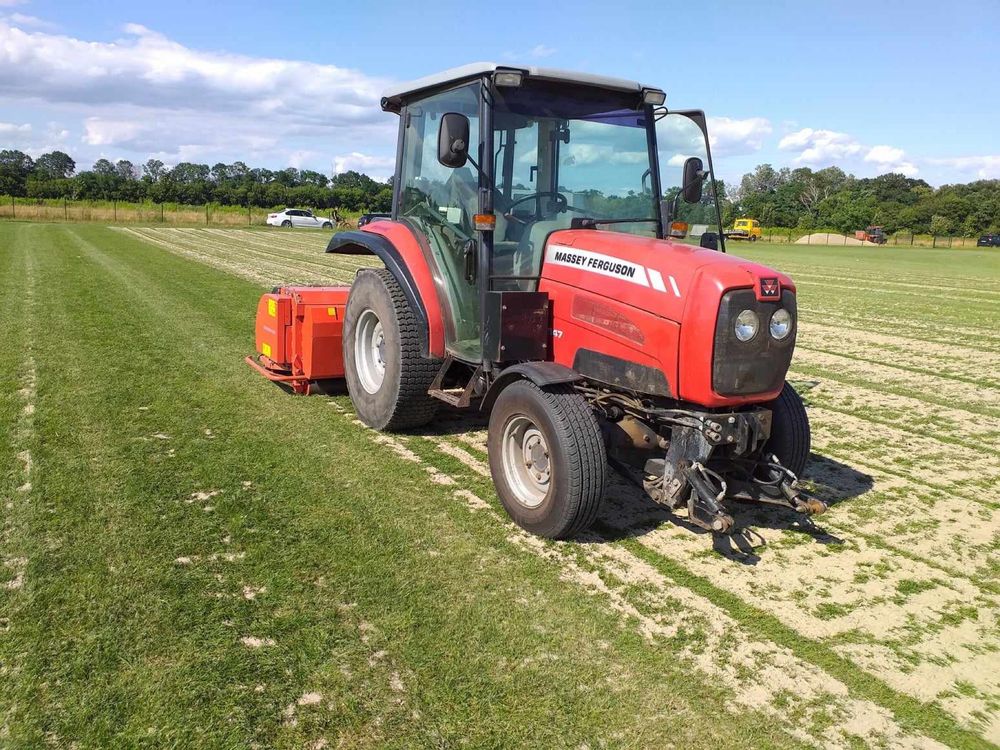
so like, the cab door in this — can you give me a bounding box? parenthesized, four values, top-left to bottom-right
(396, 82, 483, 362)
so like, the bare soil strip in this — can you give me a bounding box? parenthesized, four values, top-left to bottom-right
(793, 373, 1000, 449)
(595, 476, 1000, 744)
(799, 322, 1000, 387)
(798, 307, 1000, 352)
(793, 347, 1000, 417)
(777, 269, 1000, 298)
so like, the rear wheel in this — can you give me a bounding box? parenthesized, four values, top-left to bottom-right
(763, 382, 810, 476)
(281, 220, 292, 227)
(344, 269, 438, 430)
(488, 380, 606, 539)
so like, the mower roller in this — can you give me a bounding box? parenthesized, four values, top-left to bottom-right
(249, 63, 825, 539)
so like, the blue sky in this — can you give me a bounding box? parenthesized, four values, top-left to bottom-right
(2, 0, 998, 186)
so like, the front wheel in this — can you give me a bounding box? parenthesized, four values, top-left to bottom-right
(488, 381, 606, 539)
(762, 382, 810, 477)
(322, 221, 333, 229)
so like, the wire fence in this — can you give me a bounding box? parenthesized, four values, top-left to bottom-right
(0, 195, 357, 227)
(729, 228, 985, 248)
(0, 195, 988, 247)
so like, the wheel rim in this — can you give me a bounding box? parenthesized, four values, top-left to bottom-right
(501, 414, 551, 508)
(355, 309, 386, 394)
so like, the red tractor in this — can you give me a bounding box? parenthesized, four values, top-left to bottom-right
(249, 63, 823, 538)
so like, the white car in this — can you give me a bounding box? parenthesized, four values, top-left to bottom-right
(266, 208, 334, 229)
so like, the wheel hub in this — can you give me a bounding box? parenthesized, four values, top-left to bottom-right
(501, 416, 551, 508)
(355, 309, 386, 394)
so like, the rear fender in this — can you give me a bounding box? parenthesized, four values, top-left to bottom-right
(326, 223, 445, 357)
(482, 362, 581, 412)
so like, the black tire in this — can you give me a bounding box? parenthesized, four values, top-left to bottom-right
(281, 220, 292, 227)
(322, 222, 333, 229)
(750, 235, 758, 242)
(343, 269, 438, 430)
(487, 380, 606, 539)
(763, 382, 810, 477)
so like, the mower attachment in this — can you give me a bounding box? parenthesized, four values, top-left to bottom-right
(247, 285, 351, 395)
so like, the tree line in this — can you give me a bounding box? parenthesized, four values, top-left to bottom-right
(0, 149, 392, 212)
(727, 165, 1000, 236)
(2, 147, 998, 235)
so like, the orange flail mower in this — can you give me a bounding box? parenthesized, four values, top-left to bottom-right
(245, 286, 350, 394)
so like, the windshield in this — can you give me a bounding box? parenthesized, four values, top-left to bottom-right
(491, 82, 658, 240)
(656, 111, 724, 242)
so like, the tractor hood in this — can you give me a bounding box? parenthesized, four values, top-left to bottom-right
(540, 229, 795, 322)
(539, 229, 797, 407)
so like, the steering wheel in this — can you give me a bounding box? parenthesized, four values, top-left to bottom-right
(504, 191, 570, 225)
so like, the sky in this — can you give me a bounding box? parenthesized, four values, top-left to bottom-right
(1, 0, 998, 187)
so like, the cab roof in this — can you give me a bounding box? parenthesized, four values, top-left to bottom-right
(380, 62, 660, 111)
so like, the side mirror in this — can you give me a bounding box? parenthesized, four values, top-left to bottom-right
(700, 232, 718, 250)
(438, 113, 470, 168)
(682, 156, 704, 204)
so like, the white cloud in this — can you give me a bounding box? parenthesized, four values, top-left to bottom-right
(529, 44, 556, 58)
(503, 44, 557, 61)
(864, 145, 905, 164)
(707, 116, 772, 156)
(3, 12, 56, 29)
(0, 20, 399, 173)
(333, 152, 395, 179)
(779, 127, 919, 176)
(0, 121, 31, 134)
(926, 155, 1000, 180)
(82, 118, 143, 146)
(0, 0, 28, 6)
(778, 127, 863, 164)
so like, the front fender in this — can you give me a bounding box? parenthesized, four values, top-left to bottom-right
(482, 362, 581, 412)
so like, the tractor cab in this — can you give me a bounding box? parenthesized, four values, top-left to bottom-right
(375, 63, 725, 367)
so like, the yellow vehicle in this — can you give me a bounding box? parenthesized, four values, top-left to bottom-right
(724, 218, 762, 242)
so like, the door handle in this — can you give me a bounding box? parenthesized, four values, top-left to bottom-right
(463, 239, 477, 284)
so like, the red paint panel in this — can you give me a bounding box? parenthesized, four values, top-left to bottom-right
(362, 221, 446, 358)
(540, 229, 796, 407)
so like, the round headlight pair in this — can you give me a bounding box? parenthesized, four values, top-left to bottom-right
(733, 308, 792, 342)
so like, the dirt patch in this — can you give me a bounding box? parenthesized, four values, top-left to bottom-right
(240, 636, 276, 649)
(795, 232, 880, 246)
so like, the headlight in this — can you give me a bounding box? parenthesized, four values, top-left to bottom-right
(734, 309, 759, 342)
(770, 308, 792, 340)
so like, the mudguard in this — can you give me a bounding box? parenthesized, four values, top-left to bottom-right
(326, 224, 445, 357)
(482, 361, 582, 412)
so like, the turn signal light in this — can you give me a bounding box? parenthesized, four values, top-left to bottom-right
(474, 213, 496, 231)
(668, 221, 689, 238)
(571, 296, 645, 345)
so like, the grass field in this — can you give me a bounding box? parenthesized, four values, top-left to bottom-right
(1, 224, 998, 749)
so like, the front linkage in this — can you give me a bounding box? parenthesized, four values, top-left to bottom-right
(596, 392, 827, 533)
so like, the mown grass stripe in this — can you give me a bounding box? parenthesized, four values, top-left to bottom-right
(609, 531, 996, 750)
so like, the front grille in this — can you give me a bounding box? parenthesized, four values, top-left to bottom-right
(712, 289, 796, 396)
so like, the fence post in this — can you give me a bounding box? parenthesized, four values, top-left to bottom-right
(248, 203, 251, 226)
(206, 203, 210, 225)
(113, 199, 117, 222)
(910, 232, 914, 246)
(932, 235, 936, 248)
(11, 195, 14, 218)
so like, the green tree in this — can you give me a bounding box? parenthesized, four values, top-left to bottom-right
(0, 149, 35, 196)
